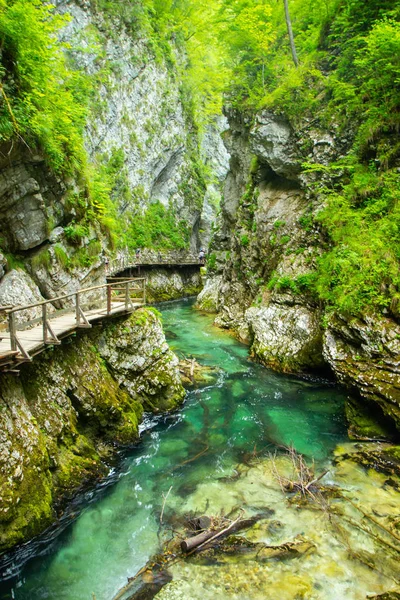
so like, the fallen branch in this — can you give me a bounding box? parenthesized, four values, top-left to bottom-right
(185, 510, 244, 556)
(160, 486, 172, 524)
(270, 446, 330, 504)
(181, 529, 216, 552)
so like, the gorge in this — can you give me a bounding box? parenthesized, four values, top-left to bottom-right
(0, 0, 400, 598)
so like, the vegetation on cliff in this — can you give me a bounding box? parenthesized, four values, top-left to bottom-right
(231, 0, 400, 317)
(189, 0, 400, 318)
(1, 0, 399, 314)
(0, 0, 210, 255)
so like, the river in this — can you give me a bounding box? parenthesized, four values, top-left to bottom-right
(0, 299, 398, 599)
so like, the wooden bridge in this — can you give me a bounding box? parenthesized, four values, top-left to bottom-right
(107, 253, 203, 276)
(0, 278, 146, 373)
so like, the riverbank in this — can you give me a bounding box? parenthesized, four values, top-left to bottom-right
(0, 307, 184, 554)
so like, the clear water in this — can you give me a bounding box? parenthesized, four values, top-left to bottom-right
(0, 299, 349, 600)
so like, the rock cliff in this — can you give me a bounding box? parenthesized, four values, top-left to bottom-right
(198, 109, 400, 436)
(0, 307, 184, 553)
(0, 0, 229, 313)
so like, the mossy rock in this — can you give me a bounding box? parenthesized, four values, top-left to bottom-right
(0, 307, 183, 553)
(345, 396, 397, 441)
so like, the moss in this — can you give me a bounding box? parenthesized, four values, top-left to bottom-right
(345, 396, 398, 441)
(0, 307, 182, 553)
(196, 297, 217, 314)
(251, 337, 325, 374)
(145, 281, 202, 303)
(0, 425, 54, 552)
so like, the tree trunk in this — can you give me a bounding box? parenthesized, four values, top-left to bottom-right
(283, 0, 299, 67)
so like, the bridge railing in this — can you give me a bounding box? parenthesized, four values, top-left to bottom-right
(1, 278, 146, 361)
(105, 250, 202, 275)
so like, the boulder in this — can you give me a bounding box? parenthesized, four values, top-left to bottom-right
(196, 275, 222, 313)
(323, 314, 400, 431)
(98, 308, 185, 412)
(246, 303, 324, 372)
(250, 111, 300, 180)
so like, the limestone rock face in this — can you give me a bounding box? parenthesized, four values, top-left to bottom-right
(144, 268, 202, 303)
(246, 303, 324, 372)
(53, 0, 228, 251)
(323, 315, 400, 425)
(0, 1, 228, 307)
(200, 117, 230, 248)
(201, 106, 400, 433)
(218, 111, 252, 239)
(0, 309, 185, 552)
(0, 269, 45, 326)
(0, 141, 108, 305)
(250, 111, 300, 180)
(26, 232, 106, 306)
(0, 152, 66, 253)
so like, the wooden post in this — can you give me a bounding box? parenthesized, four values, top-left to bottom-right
(42, 304, 48, 343)
(143, 279, 146, 305)
(75, 293, 80, 325)
(125, 281, 129, 311)
(8, 312, 16, 351)
(107, 285, 112, 315)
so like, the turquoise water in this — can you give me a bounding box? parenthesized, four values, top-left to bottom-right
(0, 299, 348, 600)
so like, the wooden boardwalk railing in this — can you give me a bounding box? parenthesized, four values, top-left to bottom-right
(107, 253, 203, 276)
(0, 278, 146, 372)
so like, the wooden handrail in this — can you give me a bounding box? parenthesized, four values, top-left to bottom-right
(7, 279, 142, 315)
(106, 255, 202, 275)
(1, 277, 147, 367)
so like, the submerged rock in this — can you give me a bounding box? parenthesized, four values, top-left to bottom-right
(0, 308, 185, 553)
(368, 592, 400, 599)
(178, 358, 219, 387)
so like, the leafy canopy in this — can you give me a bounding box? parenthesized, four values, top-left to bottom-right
(0, 0, 89, 173)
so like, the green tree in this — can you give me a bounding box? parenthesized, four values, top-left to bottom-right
(283, 0, 299, 66)
(0, 0, 89, 173)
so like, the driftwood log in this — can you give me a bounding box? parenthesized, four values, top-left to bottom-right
(181, 513, 266, 554)
(181, 530, 216, 552)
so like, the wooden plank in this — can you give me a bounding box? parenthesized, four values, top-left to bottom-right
(0, 298, 144, 371)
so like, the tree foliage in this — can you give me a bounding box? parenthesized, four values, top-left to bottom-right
(1, 0, 400, 315)
(0, 0, 89, 172)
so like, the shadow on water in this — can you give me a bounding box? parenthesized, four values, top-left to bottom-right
(0, 298, 349, 600)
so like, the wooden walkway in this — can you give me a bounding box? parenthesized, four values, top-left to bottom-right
(0, 278, 146, 372)
(108, 254, 203, 276)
